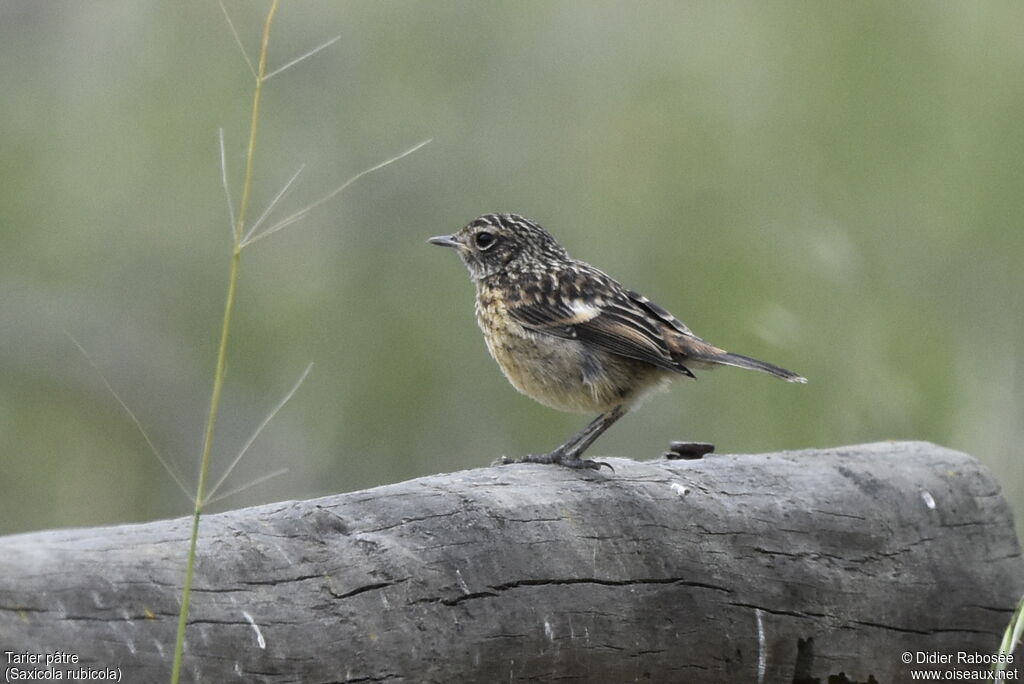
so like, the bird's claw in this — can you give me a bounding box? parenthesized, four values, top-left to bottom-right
(571, 458, 614, 472)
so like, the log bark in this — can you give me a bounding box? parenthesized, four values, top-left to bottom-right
(0, 441, 1021, 683)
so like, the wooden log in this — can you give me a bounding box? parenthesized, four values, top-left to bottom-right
(0, 441, 1020, 683)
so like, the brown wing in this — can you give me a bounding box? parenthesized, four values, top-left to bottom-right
(507, 271, 695, 377)
(624, 289, 692, 336)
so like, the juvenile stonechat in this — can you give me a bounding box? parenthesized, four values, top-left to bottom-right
(429, 213, 806, 470)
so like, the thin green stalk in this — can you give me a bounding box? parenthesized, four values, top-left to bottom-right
(169, 248, 240, 684)
(993, 594, 1024, 674)
(170, 2, 279, 682)
(235, 0, 278, 241)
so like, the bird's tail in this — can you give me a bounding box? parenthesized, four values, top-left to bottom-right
(705, 351, 807, 383)
(672, 335, 807, 383)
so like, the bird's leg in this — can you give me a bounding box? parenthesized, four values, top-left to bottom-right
(554, 405, 626, 465)
(497, 405, 626, 471)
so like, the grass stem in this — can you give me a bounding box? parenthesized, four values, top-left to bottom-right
(170, 2, 280, 682)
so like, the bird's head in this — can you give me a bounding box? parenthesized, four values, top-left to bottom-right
(429, 213, 568, 281)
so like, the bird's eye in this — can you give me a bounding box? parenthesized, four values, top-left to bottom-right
(474, 231, 497, 250)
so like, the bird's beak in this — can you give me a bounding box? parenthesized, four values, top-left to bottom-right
(427, 234, 461, 249)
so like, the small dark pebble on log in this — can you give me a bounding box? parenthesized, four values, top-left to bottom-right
(665, 441, 716, 460)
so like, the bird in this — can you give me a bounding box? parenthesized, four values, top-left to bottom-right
(428, 213, 806, 470)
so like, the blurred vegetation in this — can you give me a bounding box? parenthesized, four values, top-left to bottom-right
(1, 1, 1021, 535)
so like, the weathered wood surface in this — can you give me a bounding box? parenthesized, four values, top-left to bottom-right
(0, 441, 1020, 683)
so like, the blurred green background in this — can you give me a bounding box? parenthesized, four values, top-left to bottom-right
(1, 1, 1021, 535)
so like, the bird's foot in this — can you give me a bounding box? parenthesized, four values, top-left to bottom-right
(492, 451, 614, 472)
(559, 456, 614, 472)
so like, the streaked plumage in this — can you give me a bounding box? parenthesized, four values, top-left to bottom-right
(430, 213, 805, 469)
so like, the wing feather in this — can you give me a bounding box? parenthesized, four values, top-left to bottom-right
(506, 272, 693, 377)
